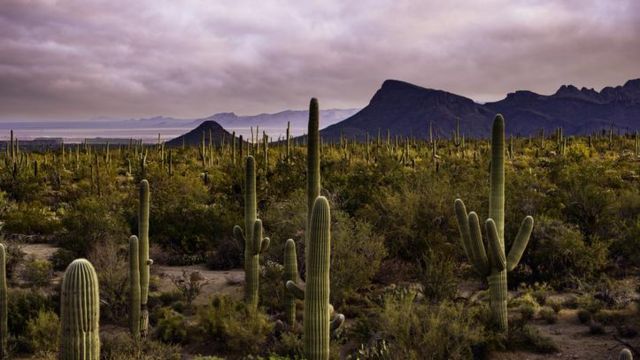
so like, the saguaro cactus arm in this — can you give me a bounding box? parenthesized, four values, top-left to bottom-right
(506, 216, 534, 271)
(485, 219, 506, 272)
(454, 199, 489, 276)
(286, 280, 305, 300)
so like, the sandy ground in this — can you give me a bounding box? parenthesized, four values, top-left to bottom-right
(490, 309, 640, 360)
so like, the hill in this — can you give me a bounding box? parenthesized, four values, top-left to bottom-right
(166, 120, 237, 147)
(320, 78, 640, 139)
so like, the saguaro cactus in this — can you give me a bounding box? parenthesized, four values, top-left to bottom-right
(129, 235, 141, 338)
(307, 98, 320, 232)
(233, 156, 270, 306)
(60, 259, 100, 360)
(286, 197, 345, 360)
(620, 349, 633, 360)
(454, 114, 534, 332)
(283, 239, 299, 326)
(138, 180, 152, 336)
(0, 244, 7, 359)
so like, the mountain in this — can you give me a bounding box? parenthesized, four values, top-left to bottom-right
(321, 78, 640, 139)
(195, 108, 359, 138)
(166, 120, 236, 147)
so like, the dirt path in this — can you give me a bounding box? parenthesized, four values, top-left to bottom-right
(20, 243, 59, 260)
(153, 264, 244, 305)
(491, 309, 640, 359)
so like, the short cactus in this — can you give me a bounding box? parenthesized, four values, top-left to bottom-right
(60, 259, 100, 360)
(454, 114, 534, 332)
(129, 235, 141, 338)
(283, 239, 299, 326)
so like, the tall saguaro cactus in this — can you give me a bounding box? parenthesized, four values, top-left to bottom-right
(283, 239, 299, 326)
(286, 197, 345, 360)
(0, 244, 7, 359)
(307, 98, 320, 232)
(129, 236, 141, 338)
(138, 180, 152, 336)
(454, 114, 534, 332)
(233, 156, 270, 307)
(60, 259, 100, 360)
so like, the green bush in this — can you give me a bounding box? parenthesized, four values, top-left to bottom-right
(195, 295, 273, 356)
(21, 257, 53, 287)
(155, 307, 188, 344)
(101, 331, 182, 360)
(25, 309, 60, 354)
(2, 202, 61, 236)
(331, 210, 387, 304)
(58, 195, 128, 256)
(538, 306, 557, 324)
(516, 216, 608, 288)
(374, 290, 485, 359)
(417, 247, 458, 303)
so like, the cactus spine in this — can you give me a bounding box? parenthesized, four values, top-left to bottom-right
(129, 235, 141, 338)
(138, 180, 152, 337)
(454, 114, 534, 332)
(0, 244, 7, 359)
(60, 259, 100, 359)
(284, 239, 298, 326)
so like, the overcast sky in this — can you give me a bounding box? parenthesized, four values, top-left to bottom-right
(0, 0, 638, 121)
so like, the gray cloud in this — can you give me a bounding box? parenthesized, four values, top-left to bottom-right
(0, 0, 638, 120)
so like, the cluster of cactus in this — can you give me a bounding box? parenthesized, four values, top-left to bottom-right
(60, 259, 100, 359)
(454, 114, 534, 332)
(234, 156, 270, 307)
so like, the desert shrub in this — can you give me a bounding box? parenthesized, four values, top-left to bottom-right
(577, 309, 592, 324)
(50, 248, 75, 271)
(206, 236, 243, 270)
(516, 216, 607, 288)
(2, 202, 61, 236)
(508, 325, 559, 353)
(21, 257, 53, 287)
(8, 288, 55, 352)
(155, 307, 188, 344)
(538, 306, 557, 324)
(25, 309, 60, 354)
(589, 321, 606, 335)
(170, 270, 207, 308)
(259, 260, 285, 312)
(88, 241, 129, 324)
(58, 196, 128, 256)
(375, 290, 485, 359)
(331, 210, 386, 304)
(519, 303, 536, 321)
(416, 247, 458, 303)
(2, 240, 25, 278)
(271, 331, 304, 359)
(101, 331, 182, 360)
(195, 295, 273, 356)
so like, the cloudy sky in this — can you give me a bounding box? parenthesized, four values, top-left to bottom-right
(0, 0, 638, 121)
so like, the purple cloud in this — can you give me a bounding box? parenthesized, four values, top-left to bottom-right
(0, 0, 638, 120)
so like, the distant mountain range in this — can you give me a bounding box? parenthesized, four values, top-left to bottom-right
(321, 78, 640, 140)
